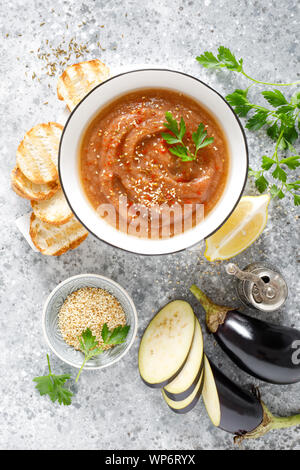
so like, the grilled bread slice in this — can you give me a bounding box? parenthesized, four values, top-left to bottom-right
(17, 122, 63, 184)
(57, 59, 110, 111)
(30, 213, 88, 256)
(11, 166, 59, 201)
(31, 188, 73, 225)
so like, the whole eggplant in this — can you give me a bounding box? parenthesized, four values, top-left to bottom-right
(205, 356, 300, 442)
(190, 285, 300, 384)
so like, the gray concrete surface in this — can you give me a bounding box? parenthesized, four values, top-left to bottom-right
(0, 0, 299, 450)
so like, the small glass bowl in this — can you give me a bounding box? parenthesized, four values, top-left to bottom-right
(42, 274, 138, 369)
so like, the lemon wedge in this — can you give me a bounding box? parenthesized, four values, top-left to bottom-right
(204, 194, 270, 261)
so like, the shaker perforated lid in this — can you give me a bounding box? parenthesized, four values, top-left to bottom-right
(226, 262, 288, 312)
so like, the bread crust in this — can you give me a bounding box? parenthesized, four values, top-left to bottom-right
(11, 166, 59, 201)
(16, 122, 63, 184)
(57, 59, 110, 111)
(30, 213, 88, 256)
(31, 188, 73, 226)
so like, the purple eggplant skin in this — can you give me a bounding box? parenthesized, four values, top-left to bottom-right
(215, 310, 300, 385)
(166, 374, 205, 414)
(163, 355, 204, 401)
(190, 285, 300, 385)
(209, 359, 263, 435)
(207, 358, 300, 442)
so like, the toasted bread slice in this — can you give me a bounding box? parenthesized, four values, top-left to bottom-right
(11, 166, 59, 201)
(30, 213, 88, 256)
(31, 188, 73, 225)
(17, 122, 63, 184)
(57, 59, 110, 111)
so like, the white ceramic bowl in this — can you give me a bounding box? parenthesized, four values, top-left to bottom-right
(42, 274, 138, 370)
(59, 69, 248, 255)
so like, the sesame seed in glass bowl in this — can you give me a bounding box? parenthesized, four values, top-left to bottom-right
(42, 274, 138, 370)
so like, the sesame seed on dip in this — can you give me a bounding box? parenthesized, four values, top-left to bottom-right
(80, 88, 229, 238)
(58, 287, 126, 351)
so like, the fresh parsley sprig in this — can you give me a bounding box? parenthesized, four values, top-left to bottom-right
(226, 88, 300, 139)
(33, 354, 73, 406)
(227, 88, 300, 205)
(76, 324, 130, 382)
(196, 46, 300, 87)
(161, 111, 214, 161)
(196, 47, 300, 205)
(34, 325, 130, 405)
(76, 328, 103, 383)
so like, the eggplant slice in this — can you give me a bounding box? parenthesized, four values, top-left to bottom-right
(138, 300, 195, 388)
(162, 369, 204, 414)
(202, 355, 221, 427)
(203, 355, 264, 435)
(164, 318, 204, 401)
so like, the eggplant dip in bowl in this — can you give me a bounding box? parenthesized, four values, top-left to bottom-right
(59, 69, 248, 255)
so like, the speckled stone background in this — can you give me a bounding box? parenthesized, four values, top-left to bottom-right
(1, 0, 299, 451)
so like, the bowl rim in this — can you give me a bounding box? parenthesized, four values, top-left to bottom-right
(58, 68, 249, 256)
(42, 273, 138, 370)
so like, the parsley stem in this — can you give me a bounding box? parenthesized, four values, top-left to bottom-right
(241, 70, 300, 87)
(75, 355, 89, 383)
(274, 129, 285, 163)
(47, 354, 52, 375)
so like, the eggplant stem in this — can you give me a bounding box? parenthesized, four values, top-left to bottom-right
(190, 285, 232, 333)
(234, 402, 300, 443)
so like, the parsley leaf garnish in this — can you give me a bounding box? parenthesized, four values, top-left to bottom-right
(270, 184, 285, 200)
(245, 110, 269, 131)
(76, 328, 103, 382)
(261, 155, 276, 170)
(101, 323, 130, 345)
(161, 111, 214, 161)
(280, 155, 300, 170)
(197, 46, 300, 87)
(226, 89, 253, 117)
(195, 51, 220, 69)
(216, 46, 243, 72)
(193, 123, 214, 152)
(79, 328, 103, 358)
(34, 325, 130, 404)
(33, 354, 73, 406)
(262, 90, 288, 107)
(196, 46, 300, 205)
(76, 324, 130, 382)
(294, 194, 300, 206)
(196, 47, 243, 72)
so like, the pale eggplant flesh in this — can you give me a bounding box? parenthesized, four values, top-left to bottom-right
(162, 369, 204, 414)
(163, 318, 204, 401)
(190, 285, 300, 385)
(138, 300, 195, 388)
(163, 356, 204, 402)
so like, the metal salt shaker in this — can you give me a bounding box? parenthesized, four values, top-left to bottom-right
(226, 261, 288, 312)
